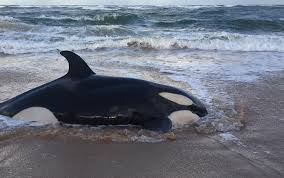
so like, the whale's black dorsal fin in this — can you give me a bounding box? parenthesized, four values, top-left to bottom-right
(60, 51, 95, 79)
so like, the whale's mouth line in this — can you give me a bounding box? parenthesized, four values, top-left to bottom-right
(54, 112, 136, 126)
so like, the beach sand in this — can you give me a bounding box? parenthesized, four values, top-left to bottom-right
(0, 65, 283, 177)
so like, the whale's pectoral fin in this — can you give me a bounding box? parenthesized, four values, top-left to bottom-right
(142, 117, 172, 133)
(60, 50, 95, 79)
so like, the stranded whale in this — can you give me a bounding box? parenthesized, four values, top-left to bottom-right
(0, 51, 207, 132)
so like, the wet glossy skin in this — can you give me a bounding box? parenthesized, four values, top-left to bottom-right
(0, 51, 207, 132)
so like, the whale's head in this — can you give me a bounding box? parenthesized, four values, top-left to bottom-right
(158, 91, 207, 128)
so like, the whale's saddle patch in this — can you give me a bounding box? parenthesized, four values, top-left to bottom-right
(60, 50, 95, 79)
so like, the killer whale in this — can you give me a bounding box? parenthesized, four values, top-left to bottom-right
(0, 51, 207, 132)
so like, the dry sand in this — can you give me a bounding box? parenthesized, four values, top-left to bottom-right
(0, 63, 283, 177)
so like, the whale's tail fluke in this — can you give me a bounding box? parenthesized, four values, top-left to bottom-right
(60, 51, 95, 79)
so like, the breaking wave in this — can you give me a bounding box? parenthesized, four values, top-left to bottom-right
(125, 34, 284, 51)
(1, 32, 284, 55)
(0, 16, 33, 32)
(21, 13, 140, 26)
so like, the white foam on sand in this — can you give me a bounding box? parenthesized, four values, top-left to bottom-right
(0, 115, 29, 129)
(0, 114, 50, 129)
(219, 133, 239, 141)
(219, 133, 245, 146)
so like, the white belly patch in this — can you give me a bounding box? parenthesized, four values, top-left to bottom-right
(168, 110, 200, 128)
(13, 107, 58, 125)
(159, 92, 193, 106)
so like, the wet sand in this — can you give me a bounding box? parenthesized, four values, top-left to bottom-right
(0, 131, 274, 178)
(0, 64, 284, 177)
(224, 72, 284, 176)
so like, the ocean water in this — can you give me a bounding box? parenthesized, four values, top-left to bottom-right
(1, 5, 284, 54)
(0, 5, 284, 139)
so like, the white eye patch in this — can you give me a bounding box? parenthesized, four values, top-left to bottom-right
(159, 92, 193, 106)
(13, 107, 58, 125)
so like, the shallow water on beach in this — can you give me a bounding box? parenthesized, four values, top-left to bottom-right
(0, 5, 284, 141)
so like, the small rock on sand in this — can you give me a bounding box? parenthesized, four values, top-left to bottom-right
(164, 132, 176, 141)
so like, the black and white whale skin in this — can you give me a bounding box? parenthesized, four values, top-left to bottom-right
(0, 51, 207, 132)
